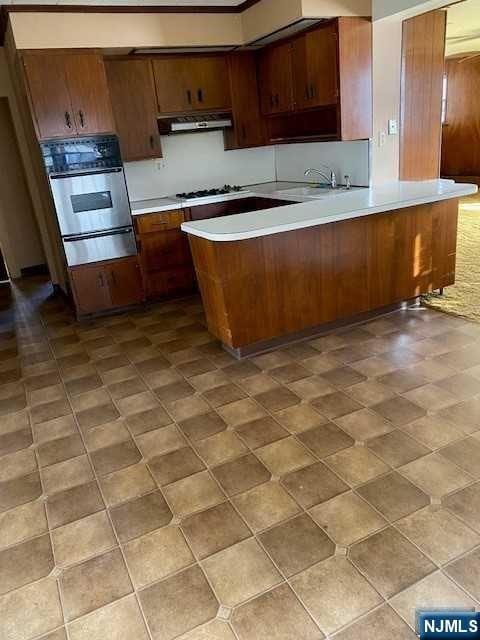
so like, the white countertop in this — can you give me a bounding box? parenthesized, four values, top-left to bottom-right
(180, 179, 478, 242)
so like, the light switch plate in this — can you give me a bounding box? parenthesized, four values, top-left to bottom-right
(388, 119, 398, 135)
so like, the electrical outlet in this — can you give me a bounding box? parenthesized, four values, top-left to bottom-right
(388, 119, 398, 135)
(379, 131, 386, 147)
(155, 159, 166, 170)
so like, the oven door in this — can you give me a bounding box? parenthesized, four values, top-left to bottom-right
(62, 226, 137, 267)
(50, 168, 132, 236)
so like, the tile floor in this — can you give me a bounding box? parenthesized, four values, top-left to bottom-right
(0, 276, 480, 640)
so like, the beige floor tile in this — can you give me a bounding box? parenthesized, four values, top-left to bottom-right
(236, 416, 289, 448)
(100, 463, 155, 506)
(233, 481, 300, 532)
(90, 440, 142, 477)
(400, 453, 473, 498)
(259, 513, 335, 577)
(108, 377, 147, 400)
(68, 595, 149, 640)
(253, 350, 294, 370)
(181, 502, 251, 560)
(254, 386, 301, 412)
(397, 506, 480, 565)
(335, 408, 395, 441)
(345, 379, 395, 406)
(0, 533, 54, 595)
(439, 436, 480, 477)
(194, 431, 247, 466)
(76, 403, 120, 431)
(178, 412, 227, 442)
(212, 454, 271, 496)
(0, 448, 37, 482)
(29, 384, 65, 407)
(298, 422, 354, 458)
(350, 527, 435, 598)
(46, 481, 104, 529)
(42, 454, 94, 495)
(65, 374, 103, 397)
(61, 548, 132, 621)
(377, 369, 429, 393)
(400, 415, 464, 449)
(71, 389, 111, 412)
(275, 404, 328, 434)
(436, 372, 480, 400)
(110, 491, 172, 542)
(311, 492, 387, 546)
(149, 446, 205, 486)
(178, 620, 236, 640)
(311, 391, 363, 419)
(372, 396, 426, 427)
(390, 571, 477, 629)
(287, 374, 336, 400)
(0, 427, 32, 457)
(140, 565, 218, 640)
(189, 370, 231, 392)
(202, 383, 247, 409)
(437, 397, 480, 434)
(282, 461, 348, 508)
(321, 365, 367, 388)
(357, 471, 430, 521)
(291, 556, 382, 635)
(155, 380, 195, 403)
(167, 395, 211, 422)
(37, 434, 85, 468)
(443, 482, 480, 531)
(124, 525, 194, 588)
(203, 538, 281, 607)
(223, 360, 261, 381)
(164, 470, 225, 517)
(126, 406, 172, 436)
(0, 409, 29, 436)
(445, 547, 480, 600)
(325, 446, 389, 486)
(52, 510, 116, 567)
(84, 419, 130, 451)
(136, 425, 186, 459)
(333, 605, 416, 640)
(232, 583, 322, 640)
(256, 437, 315, 476)
(404, 384, 458, 411)
(238, 373, 280, 395)
(367, 430, 430, 467)
(0, 500, 47, 549)
(0, 577, 63, 640)
(116, 391, 160, 417)
(32, 414, 77, 445)
(217, 398, 267, 427)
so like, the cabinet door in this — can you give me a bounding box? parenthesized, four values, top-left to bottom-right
(153, 58, 193, 113)
(106, 59, 162, 162)
(189, 56, 231, 111)
(258, 42, 294, 115)
(293, 24, 339, 110)
(70, 265, 111, 315)
(107, 257, 145, 308)
(225, 54, 264, 149)
(66, 54, 115, 135)
(23, 53, 75, 139)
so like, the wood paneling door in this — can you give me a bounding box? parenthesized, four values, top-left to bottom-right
(106, 59, 162, 161)
(23, 53, 74, 139)
(258, 41, 294, 116)
(66, 54, 115, 136)
(69, 264, 112, 315)
(107, 257, 144, 308)
(189, 56, 231, 110)
(400, 10, 447, 180)
(153, 58, 193, 113)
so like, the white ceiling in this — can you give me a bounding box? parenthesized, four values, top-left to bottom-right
(1, 0, 245, 5)
(446, 0, 480, 57)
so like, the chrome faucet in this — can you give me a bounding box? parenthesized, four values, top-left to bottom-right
(304, 166, 337, 189)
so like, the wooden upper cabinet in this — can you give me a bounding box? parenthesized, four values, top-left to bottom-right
(293, 23, 339, 110)
(23, 53, 75, 139)
(258, 42, 295, 116)
(65, 54, 115, 136)
(224, 53, 264, 150)
(106, 59, 162, 162)
(23, 52, 114, 140)
(154, 55, 230, 114)
(153, 58, 193, 113)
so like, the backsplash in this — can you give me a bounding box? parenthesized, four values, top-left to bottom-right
(124, 131, 370, 202)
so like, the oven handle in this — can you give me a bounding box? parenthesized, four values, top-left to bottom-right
(49, 167, 123, 180)
(63, 227, 133, 242)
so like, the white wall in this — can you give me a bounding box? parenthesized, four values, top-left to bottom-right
(275, 140, 370, 186)
(125, 131, 276, 200)
(373, 0, 450, 21)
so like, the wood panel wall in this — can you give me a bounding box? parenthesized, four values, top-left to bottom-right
(441, 57, 480, 178)
(189, 200, 459, 350)
(400, 10, 446, 181)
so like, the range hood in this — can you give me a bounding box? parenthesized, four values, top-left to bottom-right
(158, 113, 232, 135)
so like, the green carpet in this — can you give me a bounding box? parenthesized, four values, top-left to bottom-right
(423, 194, 480, 322)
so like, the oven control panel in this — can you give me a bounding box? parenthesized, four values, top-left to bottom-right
(40, 135, 122, 176)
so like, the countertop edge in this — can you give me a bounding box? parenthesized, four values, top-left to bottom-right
(180, 183, 478, 242)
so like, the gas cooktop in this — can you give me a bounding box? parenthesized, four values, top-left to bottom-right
(176, 185, 243, 199)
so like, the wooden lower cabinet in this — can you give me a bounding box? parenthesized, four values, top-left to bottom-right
(188, 200, 459, 352)
(135, 210, 196, 300)
(69, 256, 144, 316)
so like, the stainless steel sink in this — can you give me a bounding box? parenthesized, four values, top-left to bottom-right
(276, 185, 360, 198)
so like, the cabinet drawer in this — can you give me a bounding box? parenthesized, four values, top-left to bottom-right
(136, 210, 185, 234)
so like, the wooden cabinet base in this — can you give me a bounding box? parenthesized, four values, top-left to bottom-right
(188, 200, 459, 355)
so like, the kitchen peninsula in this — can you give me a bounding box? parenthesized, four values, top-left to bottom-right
(181, 179, 477, 357)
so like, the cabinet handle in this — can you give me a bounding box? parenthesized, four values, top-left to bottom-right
(110, 270, 116, 286)
(78, 110, 85, 128)
(98, 273, 105, 288)
(197, 89, 203, 103)
(275, 94, 280, 106)
(149, 135, 155, 149)
(65, 112, 72, 129)
(186, 90, 192, 105)
(310, 85, 315, 99)
(305, 85, 310, 100)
